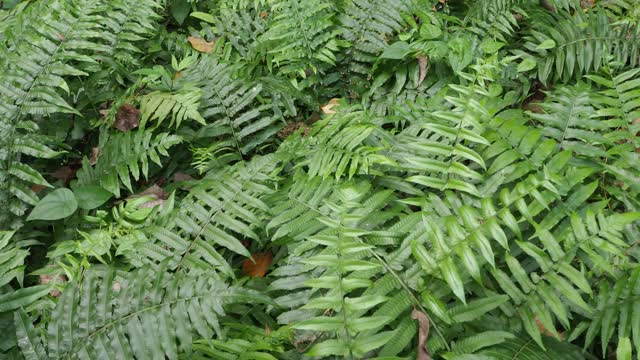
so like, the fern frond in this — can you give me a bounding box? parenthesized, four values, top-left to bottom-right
(528, 83, 611, 158)
(261, 0, 338, 78)
(135, 155, 278, 274)
(339, 0, 414, 75)
(584, 266, 640, 355)
(17, 265, 271, 359)
(76, 130, 182, 197)
(517, 9, 640, 84)
(140, 88, 206, 129)
(180, 57, 283, 156)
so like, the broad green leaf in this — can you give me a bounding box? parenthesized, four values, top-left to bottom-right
(381, 41, 412, 60)
(27, 188, 78, 221)
(537, 39, 556, 50)
(191, 11, 215, 23)
(73, 185, 113, 210)
(616, 337, 631, 360)
(420, 24, 442, 39)
(0, 286, 51, 312)
(517, 58, 537, 72)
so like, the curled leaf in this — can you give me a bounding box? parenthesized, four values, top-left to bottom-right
(114, 104, 140, 132)
(412, 309, 431, 360)
(321, 98, 340, 114)
(418, 56, 428, 86)
(188, 36, 215, 53)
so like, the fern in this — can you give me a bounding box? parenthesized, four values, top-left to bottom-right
(14, 265, 270, 359)
(339, 0, 414, 75)
(76, 130, 182, 197)
(139, 88, 206, 129)
(517, 9, 640, 84)
(261, 0, 338, 78)
(179, 57, 283, 157)
(133, 155, 278, 274)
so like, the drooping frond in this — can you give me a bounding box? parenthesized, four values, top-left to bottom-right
(528, 83, 611, 158)
(339, 0, 414, 75)
(517, 9, 640, 84)
(15, 265, 270, 359)
(179, 57, 283, 157)
(76, 130, 182, 197)
(134, 155, 278, 274)
(139, 88, 206, 129)
(260, 0, 338, 78)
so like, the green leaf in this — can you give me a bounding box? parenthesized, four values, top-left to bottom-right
(420, 24, 442, 40)
(191, 11, 215, 23)
(0, 286, 51, 312)
(73, 185, 113, 210)
(381, 41, 412, 60)
(481, 39, 506, 54)
(536, 39, 556, 50)
(616, 338, 631, 360)
(27, 188, 78, 221)
(171, 0, 191, 24)
(517, 58, 537, 72)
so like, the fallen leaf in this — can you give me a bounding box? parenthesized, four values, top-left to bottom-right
(114, 104, 140, 132)
(242, 252, 273, 277)
(535, 318, 565, 340)
(90, 147, 101, 166)
(174, 172, 194, 182)
(173, 71, 182, 80)
(51, 163, 80, 185)
(277, 122, 311, 139)
(56, 34, 65, 41)
(418, 56, 428, 86)
(40, 273, 67, 298)
(259, 11, 268, 18)
(321, 98, 340, 114)
(265, 324, 271, 336)
(188, 36, 215, 53)
(31, 184, 47, 193)
(412, 309, 431, 360)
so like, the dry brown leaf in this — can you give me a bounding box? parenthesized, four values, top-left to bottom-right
(259, 11, 268, 18)
(412, 309, 431, 360)
(174, 172, 194, 182)
(40, 273, 67, 297)
(90, 147, 101, 166)
(265, 324, 271, 336)
(31, 184, 47, 193)
(418, 56, 428, 86)
(535, 318, 565, 340)
(114, 104, 140, 132)
(321, 98, 340, 114)
(51, 164, 80, 185)
(277, 122, 311, 139)
(188, 36, 215, 53)
(242, 252, 273, 277)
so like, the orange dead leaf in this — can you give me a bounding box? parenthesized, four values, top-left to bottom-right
(321, 98, 340, 114)
(188, 36, 215, 53)
(243, 252, 273, 277)
(259, 11, 268, 18)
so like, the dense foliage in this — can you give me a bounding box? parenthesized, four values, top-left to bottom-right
(1, 0, 640, 358)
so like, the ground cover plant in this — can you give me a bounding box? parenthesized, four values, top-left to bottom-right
(1, 0, 640, 358)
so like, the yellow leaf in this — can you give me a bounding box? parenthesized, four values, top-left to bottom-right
(187, 36, 215, 53)
(321, 98, 340, 114)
